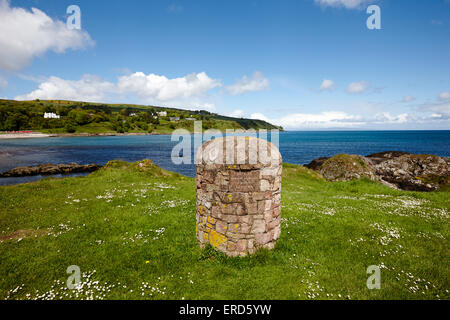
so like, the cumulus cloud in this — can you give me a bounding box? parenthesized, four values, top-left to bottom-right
(319, 79, 335, 92)
(230, 110, 245, 118)
(250, 113, 271, 122)
(373, 112, 410, 124)
(346, 81, 369, 94)
(402, 96, 415, 103)
(226, 71, 269, 95)
(192, 102, 216, 112)
(117, 72, 221, 102)
(15, 75, 115, 102)
(314, 0, 375, 9)
(438, 91, 450, 101)
(15, 71, 222, 108)
(0, 0, 93, 71)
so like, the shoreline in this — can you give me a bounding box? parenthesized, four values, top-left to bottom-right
(0, 132, 168, 139)
(0, 133, 53, 139)
(2, 129, 449, 140)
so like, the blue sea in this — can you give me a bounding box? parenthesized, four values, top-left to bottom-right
(0, 131, 449, 186)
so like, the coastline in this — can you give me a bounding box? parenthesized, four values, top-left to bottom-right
(0, 133, 53, 139)
(0, 132, 168, 139)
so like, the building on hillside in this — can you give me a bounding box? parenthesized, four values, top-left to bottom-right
(169, 117, 180, 122)
(44, 112, 60, 119)
(157, 111, 167, 117)
(186, 117, 196, 121)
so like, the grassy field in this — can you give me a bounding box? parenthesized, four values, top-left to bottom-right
(0, 161, 448, 300)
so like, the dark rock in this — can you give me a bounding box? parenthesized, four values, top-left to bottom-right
(305, 157, 330, 170)
(307, 151, 449, 192)
(0, 163, 102, 178)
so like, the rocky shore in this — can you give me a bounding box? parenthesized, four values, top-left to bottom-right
(0, 163, 102, 178)
(306, 151, 449, 191)
(1, 151, 448, 192)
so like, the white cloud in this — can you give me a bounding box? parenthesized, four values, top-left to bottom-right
(346, 81, 369, 94)
(373, 112, 410, 124)
(251, 111, 363, 129)
(194, 102, 216, 112)
(250, 108, 450, 129)
(226, 71, 269, 95)
(438, 91, 450, 101)
(402, 96, 415, 103)
(319, 79, 335, 92)
(230, 110, 245, 118)
(420, 102, 450, 119)
(314, 0, 374, 9)
(15, 75, 115, 102)
(15, 71, 221, 108)
(117, 72, 221, 102)
(250, 113, 270, 122)
(0, 0, 93, 71)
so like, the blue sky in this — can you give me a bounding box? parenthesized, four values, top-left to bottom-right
(0, 0, 449, 129)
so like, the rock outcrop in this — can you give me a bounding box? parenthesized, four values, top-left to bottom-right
(306, 151, 449, 191)
(0, 163, 102, 178)
(315, 154, 378, 182)
(369, 152, 449, 191)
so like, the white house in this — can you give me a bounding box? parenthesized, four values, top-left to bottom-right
(157, 111, 167, 117)
(44, 112, 60, 119)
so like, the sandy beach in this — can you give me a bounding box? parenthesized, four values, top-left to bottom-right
(0, 132, 170, 140)
(0, 133, 52, 139)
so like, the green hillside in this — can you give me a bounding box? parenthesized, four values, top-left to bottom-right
(0, 99, 282, 134)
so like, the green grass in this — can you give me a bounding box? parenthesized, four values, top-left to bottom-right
(39, 119, 247, 135)
(0, 162, 448, 300)
(41, 122, 116, 134)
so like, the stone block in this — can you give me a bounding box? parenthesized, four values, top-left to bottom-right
(251, 219, 266, 233)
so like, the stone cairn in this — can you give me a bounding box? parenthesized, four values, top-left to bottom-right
(196, 136, 282, 257)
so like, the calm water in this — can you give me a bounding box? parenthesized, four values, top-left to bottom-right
(0, 131, 449, 185)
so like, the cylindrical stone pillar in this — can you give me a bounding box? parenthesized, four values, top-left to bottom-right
(195, 136, 282, 257)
